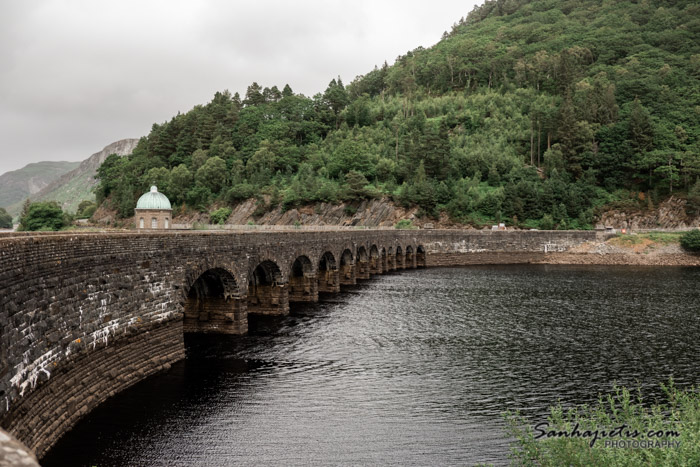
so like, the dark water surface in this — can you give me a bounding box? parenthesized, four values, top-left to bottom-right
(43, 265, 700, 466)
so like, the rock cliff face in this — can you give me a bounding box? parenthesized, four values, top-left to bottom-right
(0, 161, 80, 212)
(597, 197, 700, 230)
(7, 139, 140, 216)
(174, 197, 439, 228)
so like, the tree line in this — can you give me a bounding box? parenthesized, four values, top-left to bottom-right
(95, 0, 700, 229)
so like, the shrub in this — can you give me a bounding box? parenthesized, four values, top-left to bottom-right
(226, 183, 255, 202)
(395, 219, 416, 229)
(540, 214, 555, 230)
(18, 202, 66, 231)
(76, 200, 97, 219)
(680, 229, 700, 252)
(505, 382, 699, 466)
(209, 207, 232, 225)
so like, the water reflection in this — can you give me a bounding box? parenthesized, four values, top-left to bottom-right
(42, 265, 700, 466)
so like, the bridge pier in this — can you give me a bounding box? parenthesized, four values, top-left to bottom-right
(387, 253, 396, 271)
(184, 268, 247, 334)
(318, 268, 340, 293)
(247, 283, 290, 315)
(396, 253, 406, 269)
(289, 256, 318, 302)
(184, 296, 248, 334)
(340, 263, 356, 285)
(289, 273, 319, 302)
(406, 246, 416, 268)
(369, 257, 382, 275)
(356, 259, 371, 279)
(318, 252, 340, 293)
(339, 249, 356, 285)
(248, 260, 289, 315)
(416, 246, 426, 268)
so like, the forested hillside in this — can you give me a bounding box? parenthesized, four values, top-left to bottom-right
(96, 0, 700, 229)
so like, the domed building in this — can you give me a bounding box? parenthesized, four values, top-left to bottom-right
(135, 186, 172, 230)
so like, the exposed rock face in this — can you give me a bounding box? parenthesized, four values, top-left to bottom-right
(22, 139, 140, 215)
(597, 197, 700, 230)
(0, 161, 80, 212)
(176, 198, 457, 229)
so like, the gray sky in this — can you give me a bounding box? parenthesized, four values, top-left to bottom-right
(0, 0, 480, 175)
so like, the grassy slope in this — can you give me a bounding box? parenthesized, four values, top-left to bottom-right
(0, 161, 80, 209)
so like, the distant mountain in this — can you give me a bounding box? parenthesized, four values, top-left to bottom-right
(6, 139, 139, 217)
(0, 161, 80, 211)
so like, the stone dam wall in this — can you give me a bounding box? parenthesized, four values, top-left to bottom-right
(0, 229, 599, 459)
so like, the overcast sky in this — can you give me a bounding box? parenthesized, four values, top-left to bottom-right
(0, 0, 480, 175)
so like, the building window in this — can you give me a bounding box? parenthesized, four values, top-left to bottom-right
(165, 217, 169, 229)
(139, 218, 144, 229)
(151, 217, 157, 229)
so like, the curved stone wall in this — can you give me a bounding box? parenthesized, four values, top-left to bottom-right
(0, 229, 597, 459)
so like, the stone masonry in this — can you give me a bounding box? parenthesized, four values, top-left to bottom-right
(0, 229, 599, 460)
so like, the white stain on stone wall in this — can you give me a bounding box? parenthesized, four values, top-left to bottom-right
(9, 348, 59, 397)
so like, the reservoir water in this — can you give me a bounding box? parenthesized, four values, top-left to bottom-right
(42, 265, 700, 466)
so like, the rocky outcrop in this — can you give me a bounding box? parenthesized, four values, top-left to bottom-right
(0, 162, 80, 213)
(176, 197, 459, 229)
(23, 139, 140, 215)
(596, 196, 700, 230)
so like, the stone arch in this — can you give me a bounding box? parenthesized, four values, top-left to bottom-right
(369, 245, 381, 274)
(395, 245, 405, 269)
(339, 248, 356, 285)
(184, 267, 247, 334)
(416, 245, 427, 268)
(357, 245, 368, 261)
(380, 246, 388, 273)
(356, 245, 370, 279)
(248, 260, 289, 315)
(405, 245, 416, 269)
(318, 251, 340, 293)
(289, 255, 318, 303)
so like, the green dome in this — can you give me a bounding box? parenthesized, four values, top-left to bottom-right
(135, 186, 172, 210)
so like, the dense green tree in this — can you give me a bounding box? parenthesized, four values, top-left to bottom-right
(324, 78, 349, 128)
(91, 0, 700, 229)
(76, 200, 97, 219)
(19, 202, 66, 231)
(195, 156, 227, 194)
(0, 207, 13, 228)
(169, 164, 193, 205)
(680, 229, 700, 252)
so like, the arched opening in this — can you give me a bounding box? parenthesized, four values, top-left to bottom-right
(380, 247, 387, 273)
(369, 245, 381, 274)
(395, 246, 405, 269)
(318, 252, 340, 293)
(356, 246, 370, 279)
(289, 255, 317, 303)
(151, 217, 157, 229)
(184, 268, 246, 334)
(165, 217, 169, 229)
(405, 245, 415, 269)
(387, 246, 396, 271)
(339, 248, 356, 286)
(139, 218, 144, 229)
(248, 260, 288, 315)
(416, 245, 427, 268)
